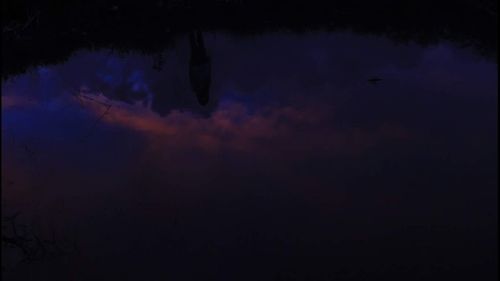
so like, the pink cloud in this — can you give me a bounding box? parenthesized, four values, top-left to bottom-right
(80, 95, 412, 160)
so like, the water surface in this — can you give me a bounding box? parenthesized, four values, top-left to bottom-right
(2, 32, 497, 280)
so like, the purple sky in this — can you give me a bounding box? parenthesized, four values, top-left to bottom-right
(1, 32, 497, 280)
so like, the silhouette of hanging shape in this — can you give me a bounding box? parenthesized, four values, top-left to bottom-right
(189, 30, 211, 105)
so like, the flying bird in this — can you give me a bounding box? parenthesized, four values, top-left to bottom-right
(368, 77, 382, 84)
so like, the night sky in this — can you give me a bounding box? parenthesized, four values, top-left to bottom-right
(1, 32, 498, 280)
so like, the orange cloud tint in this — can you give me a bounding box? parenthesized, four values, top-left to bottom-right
(79, 94, 411, 159)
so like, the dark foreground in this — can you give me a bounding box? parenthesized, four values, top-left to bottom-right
(2, 0, 497, 78)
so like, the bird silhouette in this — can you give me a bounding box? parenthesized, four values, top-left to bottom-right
(368, 77, 382, 84)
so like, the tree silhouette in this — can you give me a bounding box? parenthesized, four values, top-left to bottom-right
(2, 213, 78, 270)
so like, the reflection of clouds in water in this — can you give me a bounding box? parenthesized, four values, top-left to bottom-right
(0, 32, 497, 280)
(82, 96, 410, 158)
(1, 31, 496, 195)
(1, 31, 495, 209)
(1, 86, 413, 230)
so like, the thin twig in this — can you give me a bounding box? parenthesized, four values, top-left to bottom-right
(80, 103, 112, 141)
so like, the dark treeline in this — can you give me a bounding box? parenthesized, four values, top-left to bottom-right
(2, 0, 497, 79)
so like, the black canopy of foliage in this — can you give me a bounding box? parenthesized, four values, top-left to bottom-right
(2, 0, 497, 79)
